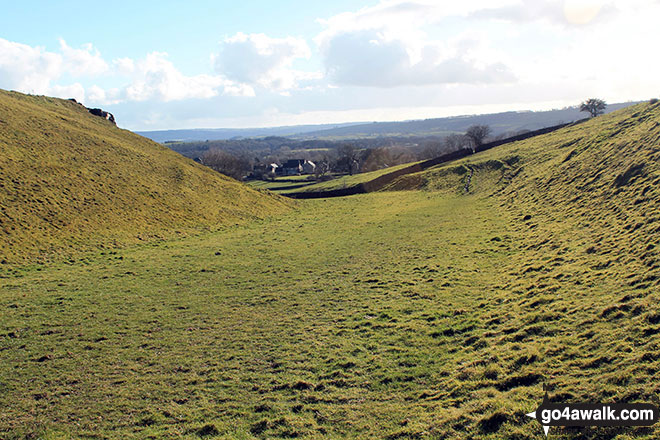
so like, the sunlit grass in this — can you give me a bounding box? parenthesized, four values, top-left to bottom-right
(1, 99, 660, 439)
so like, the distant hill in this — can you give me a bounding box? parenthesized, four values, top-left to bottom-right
(292, 102, 640, 139)
(0, 90, 291, 263)
(137, 102, 639, 144)
(136, 122, 364, 143)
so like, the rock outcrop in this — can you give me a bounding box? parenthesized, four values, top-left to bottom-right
(88, 107, 116, 125)
(67, 98, 117, 125)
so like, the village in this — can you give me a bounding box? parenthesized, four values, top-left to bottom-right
(251, 159, 317, 178)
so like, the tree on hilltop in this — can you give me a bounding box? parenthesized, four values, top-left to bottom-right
(580, 98, 607, 118)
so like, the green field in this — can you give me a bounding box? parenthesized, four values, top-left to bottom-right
(246, 176, 319, 193)
(2, 98, 660, 439)
(244, 166, 418, 194)
(280, 162, 421, 194)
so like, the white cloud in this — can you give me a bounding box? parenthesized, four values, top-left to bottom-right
(314, 0, 660, 98)
(518, 2, 660, 102)
(119, 52, 227, 102)
(316, 0, 515, 37)
(470, 0, 660, 26)
(50, 83, 86, 102)
(0, 38, 234, 105)
(58, 39, 109, 76)
(316, 4, 516, 87)
(0, 38, 110, 103)
(113, 57, 135, 75)
(222, 83, 257, 97)
(213, 32, 319, 91)
(471, 0, 579, 25)
(3, 1, 660, 130)
(0, 38, 62, 94)
(87, 85, 109, 103)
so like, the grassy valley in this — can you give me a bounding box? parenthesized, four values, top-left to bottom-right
(1, 94, 660, 439)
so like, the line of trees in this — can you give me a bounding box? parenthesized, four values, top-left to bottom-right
(194, 124, 505, 181)
(197, 124, 499, 181)
(200, 149, 251, 180)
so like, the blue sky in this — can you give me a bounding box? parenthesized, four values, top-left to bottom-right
(1, 1, 366, 73)
(2, 0, 659, 130)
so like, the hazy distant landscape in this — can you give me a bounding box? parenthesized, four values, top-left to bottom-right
(148, 103, 638, 186)
(138, 102, 637, 143)
(2, 1, 660, 439)
(136, 122, 365, 143)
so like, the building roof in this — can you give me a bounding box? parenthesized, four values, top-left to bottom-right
(283, 159, 304, 168)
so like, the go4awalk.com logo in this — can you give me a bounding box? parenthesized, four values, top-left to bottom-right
(526, 393, 659, 437)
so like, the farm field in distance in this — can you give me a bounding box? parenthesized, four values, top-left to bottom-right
(246, 175, 319, 193)
(245, 162, 422, 195)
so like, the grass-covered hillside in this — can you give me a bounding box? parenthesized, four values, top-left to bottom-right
(0, 90, 291, 263)
(1, 100, 660, 439)
(382, 101, 660, 434)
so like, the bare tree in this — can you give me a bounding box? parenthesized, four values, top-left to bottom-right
(420, 139, 444, 159)
(580, 98, 607, 118)
(360, 148, 391, 172)
(335, 144, 360, 175)
(444, 133, 470, 152)
(313, 152, 332, 180)
(388, 146, 416, 166)
(201, 149, 251, 180)
(465, 125, 492, 149)
(314, 160, 330, 180)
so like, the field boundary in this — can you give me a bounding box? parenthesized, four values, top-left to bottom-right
(285, 120, 585, 199)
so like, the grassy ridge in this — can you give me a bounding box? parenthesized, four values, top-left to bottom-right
(385, 101, 660, 437)
(0, 90, 292, 264)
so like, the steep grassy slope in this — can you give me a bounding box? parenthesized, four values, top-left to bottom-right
(388, 102, 660, 307)
(382, 101, 660, 436)
(0, 90, 291, 263)
(388, 101, 660, 197)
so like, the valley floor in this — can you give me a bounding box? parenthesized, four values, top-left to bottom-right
(1, 189, 658, 439)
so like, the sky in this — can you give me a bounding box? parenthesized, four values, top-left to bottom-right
(1, 0, 659, 130)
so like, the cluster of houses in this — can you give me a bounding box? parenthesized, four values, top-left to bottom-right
(252, 159, 316, 178)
